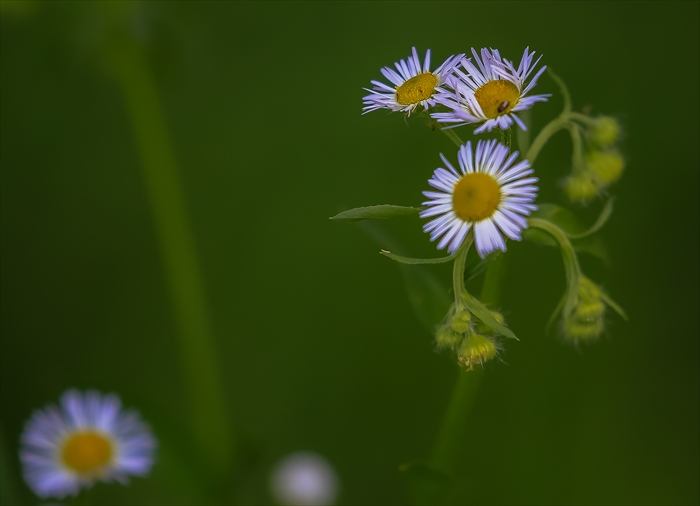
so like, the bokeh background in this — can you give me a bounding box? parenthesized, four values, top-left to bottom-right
(1, 1, 698, 505)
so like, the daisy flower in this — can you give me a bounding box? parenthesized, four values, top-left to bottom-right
(432, 47, 550, 134)
(421, 139, 538, 258)
(20, 389, 157, 499)
(362, 47, 463, 115)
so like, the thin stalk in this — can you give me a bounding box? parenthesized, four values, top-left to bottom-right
(568, 111, 596, 126)
(428, 247, 506, 490)
(568, 122, 585, 174)
(112, 44, 233, 474)
(451, 236, 473, 311)
(525, 116, 568, 164)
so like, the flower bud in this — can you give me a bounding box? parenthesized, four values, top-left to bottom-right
(458, 334, 497, 370)
(586, 150, 624, 185)
(436, 325, 463, 348)
(450, 311, 471, 333)
(588, 116, 620, 146)
(563, 316, 604, 341)
(578, 276, 602, 301)
(564, 172, 599, 203)
(575, 299, 605, 321)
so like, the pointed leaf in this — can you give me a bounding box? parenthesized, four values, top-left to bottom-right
(601, 291, 628, 320)
(330, 205, 421, 221)
(461, 290, 518, 340)
(567, 198, 615, 239)
(380, 250, 454, 265)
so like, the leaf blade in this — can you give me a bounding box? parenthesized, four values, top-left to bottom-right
(330, 205, 421, 221)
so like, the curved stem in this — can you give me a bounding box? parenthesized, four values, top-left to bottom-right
(568, 122, 585, 173)
(426, 250, 506, 506)
(569, 111, 596, 126)
(112, 42, 233, 476)
(525, 116, 568, 164)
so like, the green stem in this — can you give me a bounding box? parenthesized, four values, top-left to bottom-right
(112, 43, 233, 474)
(529, 218, 581, 318)
(427, 116, 464, 147)
(451, 236, 473, 310)
(569, 111, 595, 126)
(568, 122, 585, 174)
(428, 249, 506, 495)
(442, 127, 465, 147)
(525, 116, 568, 164)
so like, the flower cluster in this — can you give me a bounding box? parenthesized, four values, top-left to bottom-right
(363, 47, 549, 134)
(337, 45, 626, 369)
(564, 114, 625, 203)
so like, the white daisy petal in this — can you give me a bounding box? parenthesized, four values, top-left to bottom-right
(363, 48, 464, 116)
(429, 47, 548, 133)
(421, 140, 538, 258)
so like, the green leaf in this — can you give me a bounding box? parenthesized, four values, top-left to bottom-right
(525, 201, 614, 263)
(601, 291, 628, 320)
(380, 250, 454, 265)
(330, 205, 420, 221)
(461, 290, 518, 340)
(568, 198, 615, 239)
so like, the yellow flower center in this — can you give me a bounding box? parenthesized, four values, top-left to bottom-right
(395, 72, 438, 106)
(474, 80, 520, 119)
(452, 172, 501, 222)
(61, 432, 114, 475)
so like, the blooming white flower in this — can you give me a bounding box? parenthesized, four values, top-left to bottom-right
(362, 47, 463, 115)
(432, 47, 549, 134)
(271, 452, 338, 506)
(421, 139, 538, 258)
(20, 389, 156, 499)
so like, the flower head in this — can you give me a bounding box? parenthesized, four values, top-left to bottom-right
(432, 47, 550, 133)
(20, 389, 156, 499)
(271, 452, 339, 506)
(420, 139, 538, 258)
(362, 47, 463, 115)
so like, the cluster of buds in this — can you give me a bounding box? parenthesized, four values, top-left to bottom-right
(562, 276, 607, 342)
(436, 303, 504, 370)
(565, 116, 625, 203)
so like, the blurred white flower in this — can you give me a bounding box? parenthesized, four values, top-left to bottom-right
(271, 452, 339, 506)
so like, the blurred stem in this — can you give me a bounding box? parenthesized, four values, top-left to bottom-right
(111, 41, 233, 474)
(568, 122, 585, 174)
(428, 251, 506, 500)
(451, 235, 473, 311)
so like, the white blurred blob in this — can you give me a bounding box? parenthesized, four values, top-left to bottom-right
(271, 452, 339, 506)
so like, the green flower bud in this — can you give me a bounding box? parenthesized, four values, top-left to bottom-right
(563, 316, 604, 342)
(578, 276, 602, 301)
(588, 116, 620, 146)
(458, 334, 497, 370)
(450, 311, 471, 333)
(564, 172, 599, 203)
(586, 150, 624, 185)
(436, 325, 463, 348)
(575, 300, 605, 321)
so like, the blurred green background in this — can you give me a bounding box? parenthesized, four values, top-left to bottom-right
(1, 1, 698, 505)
